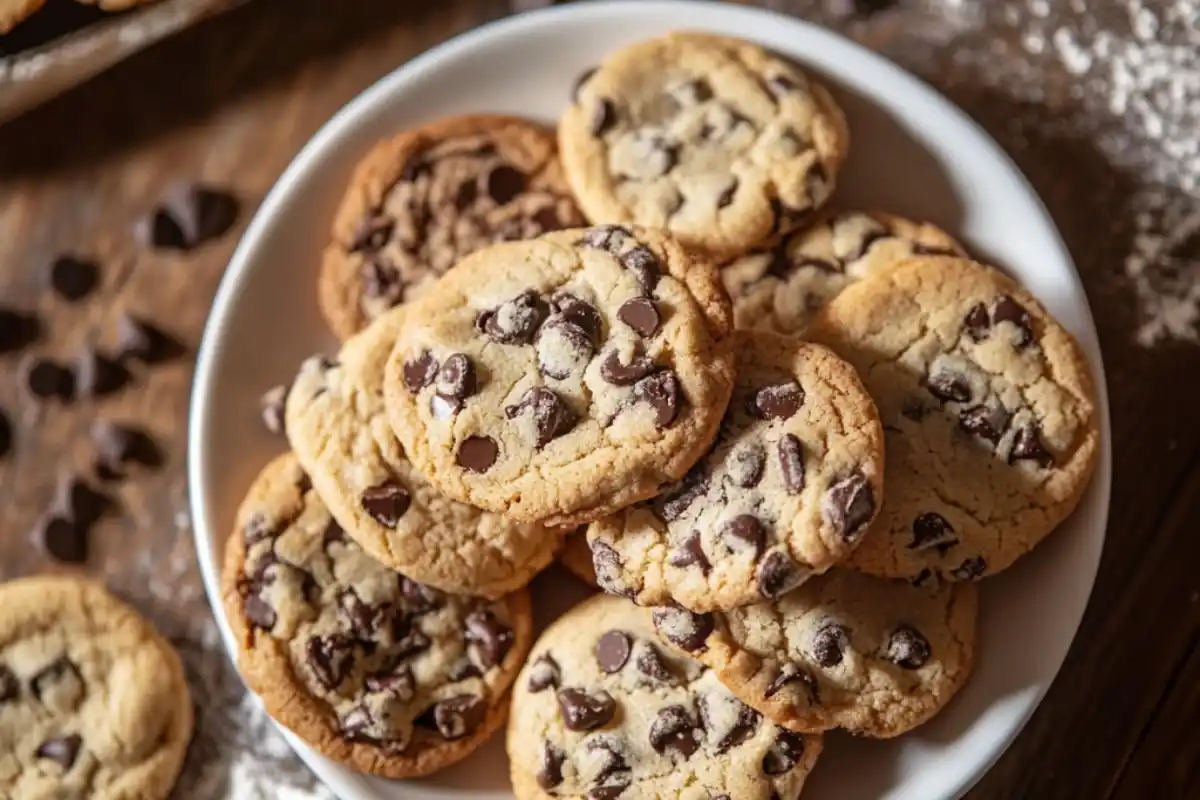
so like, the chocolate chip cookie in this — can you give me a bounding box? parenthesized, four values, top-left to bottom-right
(806, 256, 1101, 584)
(383, 225, 736, 527)
(319, 114, 586, 340)
(508, 594, 821, 799)
(286, 305, 562, 598)
(587, 329, 884, 612)
(222, 454, 532, 778)
(722, 211, 962, 336)
(650, 570, 977, 738)
(0, 576, 193, 799)
(559, 32, 848, 260)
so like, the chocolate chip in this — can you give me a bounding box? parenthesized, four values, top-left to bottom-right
(340, 705, 378, 743)
(337, 590, 381, 639)
(726, 441, 765, 488)
(750, 381, 803, 420)
(763, 729, 806, 775)
(0, 665, 18, 703)
(349, 215, 394, 254)
(591, 539, 637, 599)
(39, 516, 87, 563)
(599, 348, 656, 386)
(537, 742, 566, 789)
(964, 303, 990, 341)
(959, 404, 1010, 444)
(572, 66, 598, 102)
(0, 307, 41, 355)
(765, 663, 820, 702)
(810, 622, 850, 668)
(537, 318, 596, 379)
(701, 695, 761, 752)
(992, 295, 1034, 347)
(92, 421, 163, 475)
(360, 481, 411, 528)
(465, 609, 514, 667)
(550, 293, 603, 343)
(556, 687, 616, 731)
(949, 555, 987, 581)
(527, 653, 560, 692)
(777, 434, 806, 494)
(399, 576, 443, 613)
(480, 290, 547, 345)
(1010, 422, 1054, 467)
(243, 591, 277, 631)
(36, 734, 82, 771)
(431, 695, 487, 740)
(634, 644, 677, 685)
(505, 387, 577, 447)
(361, 258, 403, 305)
(49, 255, 99, 302)
(436, 353, 478, 402)
(721, 514, 765, 557)
(617, 297, 660, 337)
(582, 736, 630, 788)
(668, 530, 711, 574)
(590, 783, 631, 800)
(756, 550, 809, 599)
(595, 630, 632, 673)
(392, 616, 432, 658)
(486, 165, 527, 205)
(651, 606, 714, 652)
(634, 370, 680, 428)
(402, 351, 439, 392)
(590, 99, 617, 136)
(26, 359, 74, 402)
(884, 624, 931, 669)
(657, 473, 709, 522)
(926, 368, 971, 404)
(577, 224, 631, 252)
(717, 179, 739, 209)
(0, 408, 9, 460)
(447, 658, 482, 682)
(649, 705, 699, 757)
(821, 471, 875, 541)
(306, 634, 356, 689)
(457, 435, 498, 473)
(116, 313, 184, 364)
(620, 246, 660, 293)
(910, 512, 958, 551)
(137, 183, 238, 251)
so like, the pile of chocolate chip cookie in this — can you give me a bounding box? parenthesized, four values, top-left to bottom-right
(222, 31, 1101, 797)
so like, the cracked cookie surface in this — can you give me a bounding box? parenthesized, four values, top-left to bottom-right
(649, 570, 977, 738)
(559, 32, 847, 261)
(508, 594, 821, 799)
(383, 225, 736, 527)
(319, 114, 585, 340)
(0, 576, 192, 800)
(287, 306, 562, 598)
(588, 329, 884, 612)
(721, 211, 962, 336)
(806, 256, 1100, 584)
(221, 454, 532, 778)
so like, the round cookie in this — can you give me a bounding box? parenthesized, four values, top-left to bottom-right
(286, 305, 562, 598)
(222, 453, 532, 778)
(558, 529, 597, 587)
(722, 210, 963, 336)
(319, 114, 586, 340)
(649, 570, 978, 738)
(559, 32, 848, 260)
(383, 225, 736, 527)
(0, 576, 193, 799)
(0, 0, 44, 34)
(508, 594, 821, 799)
(806, 256, 1101, 583)
(587, 328, 884, 613)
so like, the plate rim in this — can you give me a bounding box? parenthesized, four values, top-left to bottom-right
(187, 2, 1114, 798)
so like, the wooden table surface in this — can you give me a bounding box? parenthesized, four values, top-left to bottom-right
(1, 0, 1197, 797)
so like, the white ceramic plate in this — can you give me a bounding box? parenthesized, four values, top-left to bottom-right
(188, 2, 1113, 798)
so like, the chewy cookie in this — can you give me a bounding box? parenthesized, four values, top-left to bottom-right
(287, 306, 562, 598)
(222, 454, 532, 778)
(588, 329, 884, 612)
(650, 570, 977, 738)
(383, 225, 736, 527)
(508, 594, 821, 799)
(722, 211, 962, 336)
(807, 256, 1101, 583)
(0, 576, 192, 799)
(559, 32, 848, 260)
(319, 114, 586, 340)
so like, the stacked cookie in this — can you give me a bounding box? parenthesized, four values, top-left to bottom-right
(221, 30, 1101, 797)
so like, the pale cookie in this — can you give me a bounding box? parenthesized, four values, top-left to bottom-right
(559, 32, 848, 260)
(383, 225, 736, 527)
(0, 576, 193, 800)
(558, 529, 597, 587)
(722, 211, 962, 336)
(588, 329, 884, 612)
(319, 114, 586, 340)
(806, 256, 1101, 583)
(508, 594, 821, 799)
(222, 454, 532, 778)
(286, 305, 562, 598)
(0, 0, 44, 34)
(649, 570, 977, 738)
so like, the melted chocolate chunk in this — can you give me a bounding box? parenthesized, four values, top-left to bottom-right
(721, 514, 765, 557)
(633, 370, 680, 428)
(810, 622, 850, 668)
(963, 303, 991, 341)
(651, 606, 714, 652)
(926, 368, 971, 404)
(821, 471, 875, 541)
(364, 664, 415, 700)
(910, 512, 958, 552)
(36, 734, 82, 771)
(617, 297, 660, 337)
(465, 609, 514, 668)
(702, 696, 761, 752)
(657, 473, 709, 522)
(556, 687, 617, 731)
(595, 630, 632, 674)
(765, 663, 820, 702)
(1010, 421, 1054, 467)
(435, 353, 478, 401)
(360, 481, 411, 528)
(756, 550, 810, 599)
(537, 318, 596, 379)
(527, 653, 560, 692)
(599, 348, 656, 386)
(431, 695, 487, 740)
(959, 404, 1010, 444)
(306, 634, 356, 689)
(243, 590, 277, 631)
(668, 530, 711, 574)
(884, 624, 931, 669)
(649, 705, 700, 757)
(949, 555, 987, 581)
(399, 576, 442, 613)
(479, 290, 547, 345)
(349, 215, 394, 254)
(991, 295, 1034, 347)
(591, 539, 636, 599)
(726, 441, 765, 488)
(538, 742, 567, 789)
(505, 387, 577, 447)
(620, 246, 660, 293)
(777, 434, 806, 494)
(457, 435, 498, 473)
(634, 644, 678, 685)
(403, 351, 439, 392)
(550, 293, 603, 343)
(762, 729, 806, 775)
(749, 381, 804, 420)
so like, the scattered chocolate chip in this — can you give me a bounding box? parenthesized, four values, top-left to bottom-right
(810, 622, 850, 668)
(361, 481, 411, 528)
(49, 255, 99, 302)
(550, 293, 603, 342)
(959, 404, 1010, 444)
(432, 695, 487, 740)
(527, 653, 560, 692)
(137, 183, 238, 251)
(599, 348, 656, 386)
(633, 370, 680, 428)
(750, 381, 804, 420)
(243, 590, 277, 631)
(702, 695, 761, 752)
(591, 539, 637, 599)
(725, 441, 765, 488)
(765, 662, 819, 702)
(361, 258, 403, 305)
(657, 473, 708, 522)
(116, 313, 184, 364)
(480, 290, 547, 345)
(910, 512, 958, 552)
(447, 658, 482, 682)
(649, 705, 699, 757)
(591, 782, 631, 800)
(399, 576, 442, 613)
(537, 742, 566, 789)
(763, 729, 806, 775)
(964, 303, 991, 341)
(651, 606, 714, 652)
(821, 471, 875, 541)
(949, 555, 987, 581)
(0, 665, 18, 703)
(348, 215, 394, 254)
(721, 514, 765, 557)
(505, 387, 577, 447)
(537, 318, 596, 379)
(556, 687, 616, 731)
(756, 550, 809, 599)
(0, 307, 41, 355)
(339, 705, 378, 743)
(777, 434, 806, 494)
(884, 624, 931, 669)
(1010, 422, 1054, 467)
(668, 530, 711, 574)
(457, 435, 498, 473)
(92, 421, 163, 476)
(590, 99, 617, 136)
(485, 165, 527, 205)
(0, 408, 11, 460)
(717, 179, 739, 209)
(306, 634, 356, 689)
(583, 737, 630, 788)
(577, 225, 630, 252)
(35, 734, 82, 771)
(38, 516, 87, 563)
(392, 616, 432, 658)
(402, 351, 439, 393)
(992, 295, 1034, 347)
(595, 630, 632, 673)
(26, 359, 74, 402)
(436, 353, 478, 401)
(572, 67, 598, 102)
(466, 609, 514, 668)
(620, 246, 660, 293)
(338, 590, 381, 640)
(617, 297, 660, 337)
(926, 368, 971, 404)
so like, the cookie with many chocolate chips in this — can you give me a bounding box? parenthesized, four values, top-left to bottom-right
(587, 329, 884, 612)
(319, 114, 586, 340)
(383, 225, 736, 527)
(650, 570, 977, 738)
(286, 306, 562, 598)
(722, 211, 963, 336)
(806, 256, 1100, 584)
(508, 594, 821, 799)
(559, 32, 848, 261)
(0, 576, 193, 799)
(221, 454, 532, 778)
